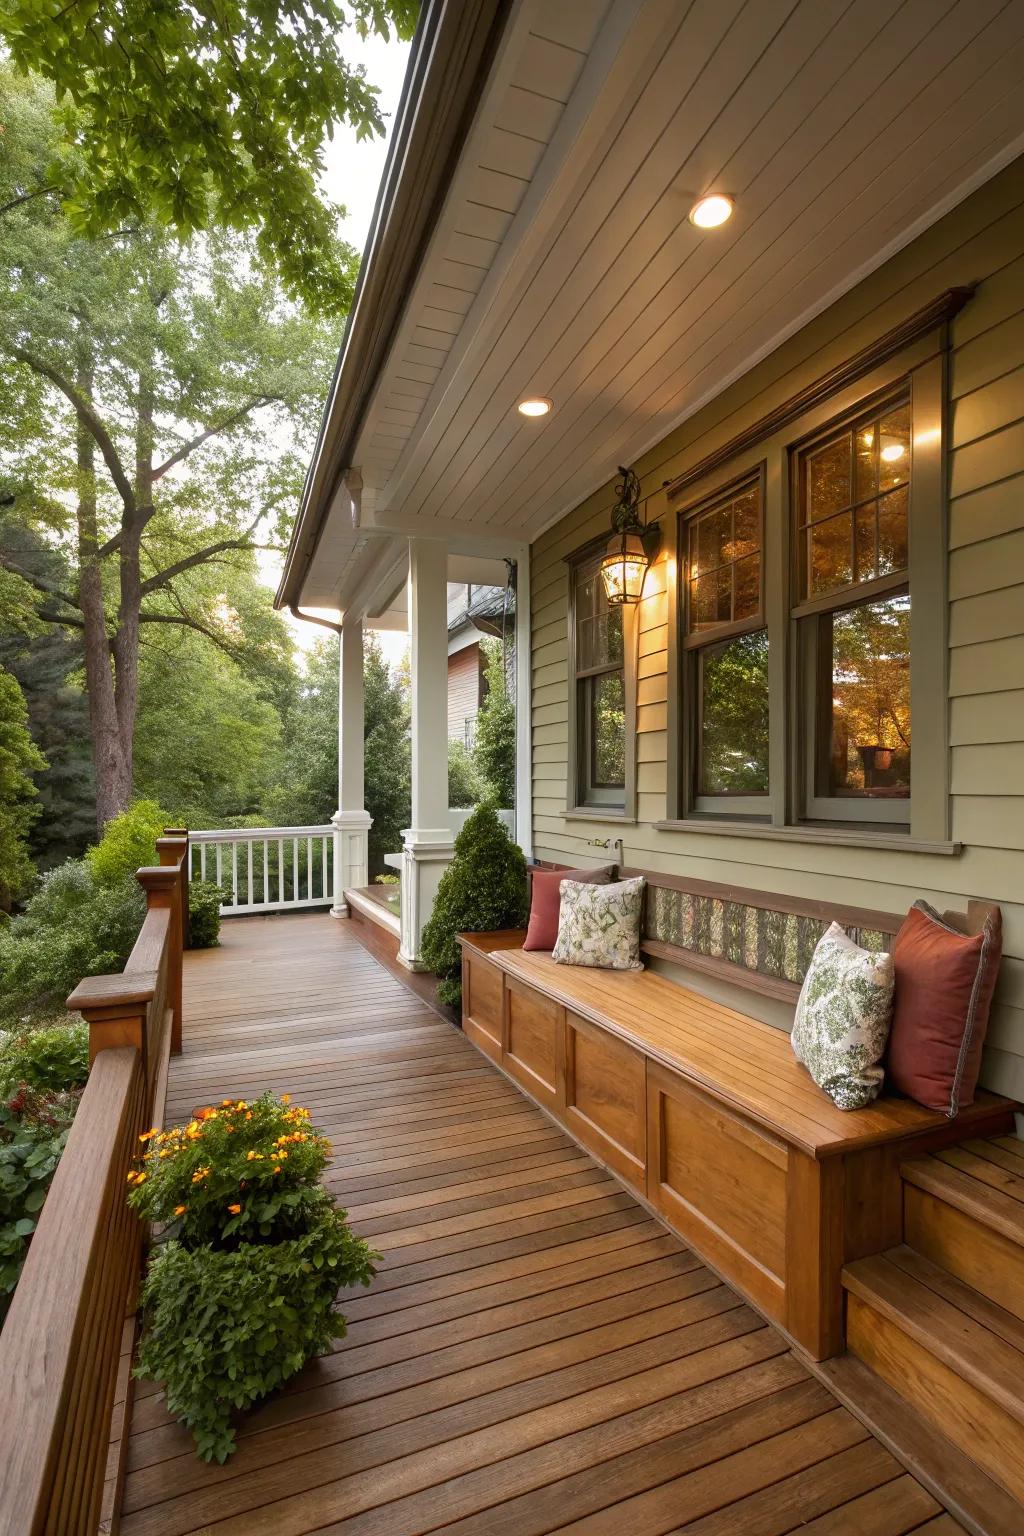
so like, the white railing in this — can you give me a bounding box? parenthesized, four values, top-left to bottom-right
(188, 826, 335, 916)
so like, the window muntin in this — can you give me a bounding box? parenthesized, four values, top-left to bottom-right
(818, 591, 910, 800)
(573, 555, 625, 806)
(686, 479, 762, 636)
(799, 399, 910, 603)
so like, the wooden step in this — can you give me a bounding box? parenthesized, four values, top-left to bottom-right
(843, 1249, 1024, 1505)
(818, 1352, 1024, 1536)
(902, 1147, 1024, 1320)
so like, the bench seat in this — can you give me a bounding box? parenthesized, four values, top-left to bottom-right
(457, 931, 1016, 1360)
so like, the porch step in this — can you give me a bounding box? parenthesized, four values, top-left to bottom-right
(902, 1141, 1024, 1320)
(843, 1247, 1024, 1505)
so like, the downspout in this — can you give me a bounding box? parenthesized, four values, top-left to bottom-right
(288, 603, 343, 636)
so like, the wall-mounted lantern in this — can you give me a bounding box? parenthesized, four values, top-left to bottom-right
(600, 465, 661, 605)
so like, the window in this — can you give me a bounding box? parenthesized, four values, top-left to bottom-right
(572, 555, 626, 808)
(795, 396, 912, 825)
(682, 473, 769, 815)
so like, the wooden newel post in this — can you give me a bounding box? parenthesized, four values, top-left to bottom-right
(142, 858, 185, 1058)
(67, 973, 156, 1076)
(161, 828, 190, 954)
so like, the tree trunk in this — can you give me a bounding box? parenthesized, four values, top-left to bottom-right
(75, 354, 131, 830)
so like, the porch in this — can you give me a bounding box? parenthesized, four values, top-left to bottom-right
(119, 912, 969, 1535)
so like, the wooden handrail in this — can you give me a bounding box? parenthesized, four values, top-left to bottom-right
(0, 837, 188, 1534)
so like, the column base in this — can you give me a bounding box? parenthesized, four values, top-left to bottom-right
(331, 809, 373, 916)
(397, 828, 455, 969)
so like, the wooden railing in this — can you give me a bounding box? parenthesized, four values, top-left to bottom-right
(0, 832, 188, 1536)
(188, 824, 335, 915)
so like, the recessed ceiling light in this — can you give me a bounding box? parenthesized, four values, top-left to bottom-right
(517, 397, 552, 417)
(689, 194, 734, 229)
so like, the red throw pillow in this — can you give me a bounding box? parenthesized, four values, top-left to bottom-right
(887, 900, 1002, 1115)
(523, 866, 614, 951)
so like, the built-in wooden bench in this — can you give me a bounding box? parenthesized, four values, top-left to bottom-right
(458, 887, 1016, 1362)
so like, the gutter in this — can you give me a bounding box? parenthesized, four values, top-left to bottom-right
(275, 0, 513, 612)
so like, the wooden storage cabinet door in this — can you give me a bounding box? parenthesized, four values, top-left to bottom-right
(462, 952, 504, 1062)
(504, 977, 563, 1110)
(564, 1011, 646, 1189)
(647, 1062, 789, 1325)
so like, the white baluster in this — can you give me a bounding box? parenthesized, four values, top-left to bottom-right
(306, 838, 313, 903)
(263, 840, 269, 906)
(200, 843, 207, 881)
(231, 841, 238, 908)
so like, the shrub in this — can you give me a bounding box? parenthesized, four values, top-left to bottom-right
(0, 1018, 89, 1095)
(135, 1198, 376, 1462)
(87, 799, 171, 886)
(129, 1091, 377, 1461)
(0, 1102, 70, 1317)
(420, 803, 528, 1009)
(0, 862, 145, 1026)
(127, 1093, 332, 1247)
(447, 739, 481, 808)
(188, 881, 226, 949)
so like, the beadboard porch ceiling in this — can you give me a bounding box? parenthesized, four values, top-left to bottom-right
(294, 0, 1024, 615)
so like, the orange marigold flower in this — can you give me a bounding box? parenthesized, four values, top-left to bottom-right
(227, 1203, 241, 1215)
(173, 1204, 186, 1216)
(244, 1112, 252, 1121)
(139, 1128, 158, 1142)
(281, 1093, 291, 1104)
(135, 1172, 147, 1184)
(272, 1165, 281, 1174)
(246, 1150, 261, 1160)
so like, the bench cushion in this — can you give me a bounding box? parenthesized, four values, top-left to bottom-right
(484, 943, 1009, 1159)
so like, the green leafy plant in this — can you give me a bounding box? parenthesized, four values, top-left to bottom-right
(447, 739, 482, 808)
(188, 882, 227, 950)
(134, 1198, 376, 1462)
(129, 1091, 377, 1460)
(0, 861, 145, 1026)
(87, 800, 171, 887)
(0, 1101, 70, 1316)
(0, 1018, 89, 1095)
(420, 803, 528, 1008)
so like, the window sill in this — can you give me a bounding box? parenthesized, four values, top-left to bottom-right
(653, 818, 961, 856)
(564, 807, 637, 824)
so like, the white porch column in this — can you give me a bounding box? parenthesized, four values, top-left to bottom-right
(511, 542, 533, 859)
(331, 619, 372, 916)
(399, 538, 454, 968)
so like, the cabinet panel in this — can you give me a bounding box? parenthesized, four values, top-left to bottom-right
(564, 1011, 646, 1188)
(505, 978, 562, 1109)
(462, 952, 503, 1062)
(647, 1062, 788, 1323)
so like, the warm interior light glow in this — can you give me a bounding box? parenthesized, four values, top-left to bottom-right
(861, 431, 874, 446)
(601, 530, 649, 605)
(689, 194, 733, 229)
(517, 397, 552, 417)
(880, 443, 905, 463)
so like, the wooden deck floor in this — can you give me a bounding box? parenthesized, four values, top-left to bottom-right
(120, 914, 965, 1536)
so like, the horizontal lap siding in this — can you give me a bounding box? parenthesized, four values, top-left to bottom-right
(529, 158, 1024, 1099)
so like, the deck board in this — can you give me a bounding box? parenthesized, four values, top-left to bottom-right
(120, 914, 964, 1535)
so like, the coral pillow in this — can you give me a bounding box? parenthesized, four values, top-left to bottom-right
(523, 866, 614, 951)
(887, 900, 1002, 1116)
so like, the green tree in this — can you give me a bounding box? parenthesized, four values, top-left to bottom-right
(0, 5, 418, 312)
(0, 72, 336, 829)
(266, 637, 339, 828)
(363, 635, 410, 873)
(473, 637, 515, 807)
(0, 667, 47, 910)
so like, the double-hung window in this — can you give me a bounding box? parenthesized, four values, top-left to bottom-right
(681, 472, 769, 817)
(572, 554, 626, 809)
(793, 396, 912, 825)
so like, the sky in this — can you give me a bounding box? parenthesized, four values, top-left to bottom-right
(260, 25, 412, 662)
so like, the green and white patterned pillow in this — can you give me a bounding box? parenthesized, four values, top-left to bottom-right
(791, 922, 895, 1110)
(552, 877, 645, 971)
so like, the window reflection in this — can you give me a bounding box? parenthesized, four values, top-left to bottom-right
(700, 630, 770, 795)
(825, 592, 910, 798)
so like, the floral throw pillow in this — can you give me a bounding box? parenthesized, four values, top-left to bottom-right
(552, 877, 645, 971)
(791, 922, 895, 1111)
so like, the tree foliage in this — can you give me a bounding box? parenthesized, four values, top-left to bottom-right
(0, 67, 335, 828)
(0, 3, 419, 313)
(472, 638, 515, 808)
(0, 666, 46, 909)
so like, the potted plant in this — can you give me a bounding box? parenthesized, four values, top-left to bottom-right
(126, 1092, 376, 1462)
